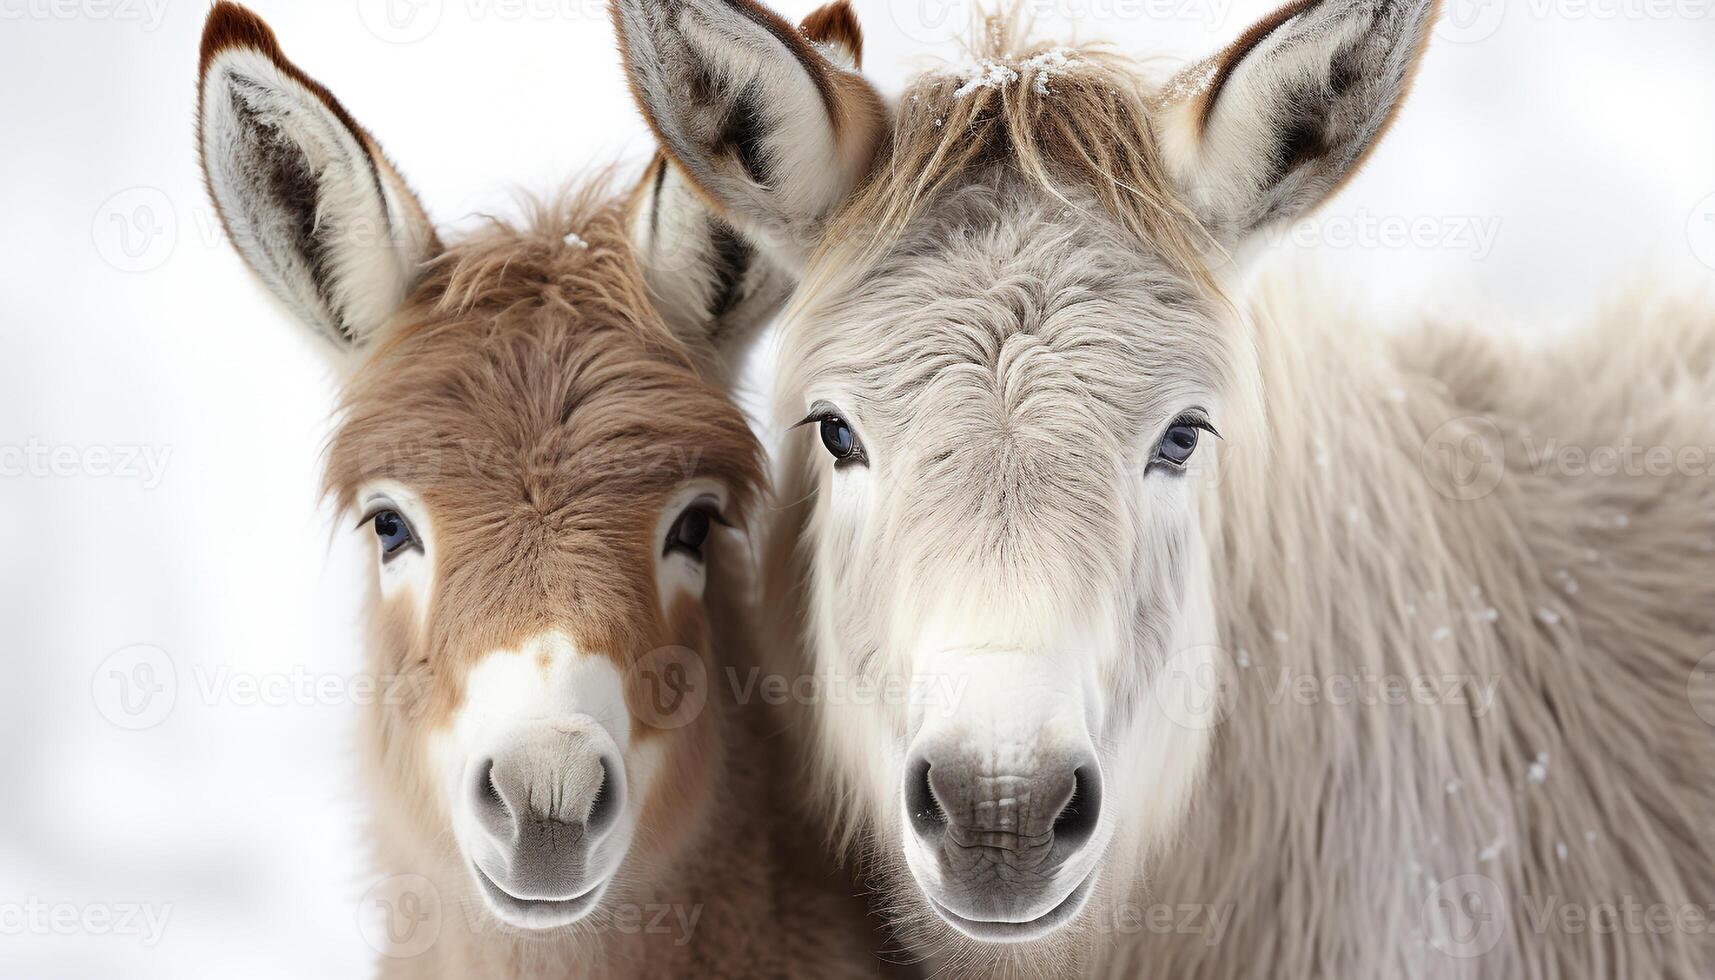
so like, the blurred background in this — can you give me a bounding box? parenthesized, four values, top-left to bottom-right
(1, 0, 1711, 975)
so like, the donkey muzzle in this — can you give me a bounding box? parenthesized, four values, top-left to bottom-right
(463, 720, 625, 928)
(903, 733, 1103, 939)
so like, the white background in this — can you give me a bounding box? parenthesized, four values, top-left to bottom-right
(2, 0, 1712, 975)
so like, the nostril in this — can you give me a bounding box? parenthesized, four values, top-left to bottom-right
(1053, 766, 1102, 848)
(905, 755, 946, 838)
(586, 756, 621, 834)
(473, 758, 514, 840)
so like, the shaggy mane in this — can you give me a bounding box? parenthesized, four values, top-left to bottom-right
(819, 11, 1213, 291)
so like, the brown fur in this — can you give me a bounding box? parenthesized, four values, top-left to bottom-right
(194, 5, 885, 969)
(338, 186, 889, 980)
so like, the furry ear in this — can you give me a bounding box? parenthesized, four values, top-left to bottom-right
(1154, 0, 1439, 250)
(612, 0, 885, 275)
(196, 2, 437, 349)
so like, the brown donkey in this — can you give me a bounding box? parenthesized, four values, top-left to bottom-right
(195, 5, 883, 976)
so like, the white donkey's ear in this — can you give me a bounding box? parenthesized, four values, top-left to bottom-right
(1155, 0, 1439, 251)
(612, 0, 885, 276)
(196, 2, 438, 350)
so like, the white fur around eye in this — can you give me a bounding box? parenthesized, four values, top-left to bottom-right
(357, 481, 433, 607)
(653, 481, 729, 615)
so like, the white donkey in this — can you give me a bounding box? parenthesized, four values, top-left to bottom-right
(615, 0, 1715, 975)
(195, 4, 888, 976)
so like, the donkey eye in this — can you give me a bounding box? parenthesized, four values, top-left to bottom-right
(795, 403, 867, 467)
(1154, 416, 1217, 470)
(665, 506, 717, 561)
(820, 416, 860, 460)
(369, 509, 418, 560)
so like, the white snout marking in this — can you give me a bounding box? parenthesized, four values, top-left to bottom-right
(431, 633, 665, 924)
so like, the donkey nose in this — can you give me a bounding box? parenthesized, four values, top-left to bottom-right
(904, 739, 1102, 864)
(469, 723, 624, 898)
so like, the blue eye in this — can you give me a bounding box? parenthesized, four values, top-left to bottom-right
(1155, 416, 1215, 469)
(819, 416, 858, 459)
(370, 509, 417, 559)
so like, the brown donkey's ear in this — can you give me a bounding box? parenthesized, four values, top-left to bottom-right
(613, 0, 885, 275)
(1154, 0, 1439, 252)
(197, 2, 438, 350)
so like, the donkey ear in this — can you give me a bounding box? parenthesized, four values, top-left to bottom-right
(1154, 0, 1439, 251)
(612, 0, 885, 275)
(196, 2, 438, 349)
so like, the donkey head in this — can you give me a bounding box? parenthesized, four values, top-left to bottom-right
(619, 0, 1438, 948)
(198, 4, 761, 934)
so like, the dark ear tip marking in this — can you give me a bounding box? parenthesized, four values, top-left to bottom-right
(198, 2, 284, 83)
(800, 0, 864, 68)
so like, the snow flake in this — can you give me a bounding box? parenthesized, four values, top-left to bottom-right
(1478, 838, 1506, 862)
(1431, 626, 1453, 643)
(1236, 648, 1251, 669)
(1556, 841, 1569, 862)
(1022, 48, 1079, 95)
(1535, 608, 1562, 626)
(1527, 752, 1549, 785)
(953, 61, 1018, 98)
(562, 231, 589, 249)
(1445, 779, 1462, 795)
